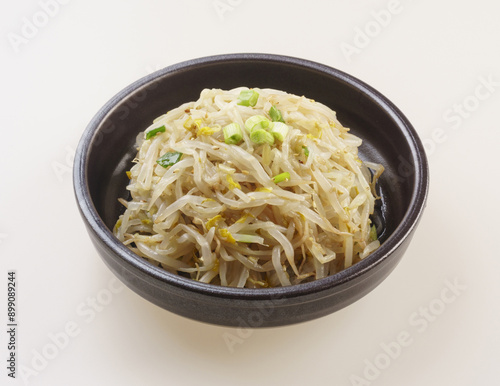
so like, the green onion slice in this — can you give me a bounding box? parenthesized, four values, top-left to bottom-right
(244, 115, 271, 132)
(272, 172, 290, 184)
(269, 106, 285, 123)
(223, 122, 243, 145)
(156, 151, 183, 168)
(237, 89, 259, 107)
(250, 129, 274, 145)
(269, 122, 289, 141)
(145, 125, 166, 140)
(303, 146, 310, 157)
(370, 224, 378, 241)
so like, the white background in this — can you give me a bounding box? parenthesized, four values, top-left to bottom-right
(1, 0, 499, 385)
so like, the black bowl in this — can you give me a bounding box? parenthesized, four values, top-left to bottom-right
(73, 53, 429, 327)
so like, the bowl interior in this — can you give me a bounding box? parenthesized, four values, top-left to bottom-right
(85, 56, 420, 262)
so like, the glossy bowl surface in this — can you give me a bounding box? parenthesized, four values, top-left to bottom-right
(74, 53, 429, 327)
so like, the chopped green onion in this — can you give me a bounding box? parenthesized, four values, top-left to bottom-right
(272, 172, 290, 184)
(145, 125, 166, 140)
(237, 89, 259, 107)
(250, 129, 274, 145)
(269, 122, 289, 141)
(370, 224, 378, 241)
(303, 146, 310, 157)
(156, 151, 183, 168)
(223, 122, 243, 145)
(269, 106, 285, 123)
(244, 115, 271, 132)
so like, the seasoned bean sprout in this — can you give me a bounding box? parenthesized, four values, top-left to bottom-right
(114, 87, 383, 288)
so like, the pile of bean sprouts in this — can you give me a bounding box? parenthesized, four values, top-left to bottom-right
(114, 87, 383, 288)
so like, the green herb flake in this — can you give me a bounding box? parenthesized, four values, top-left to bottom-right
(145, 125, 166, 140)
(156, 151, 183, 168)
